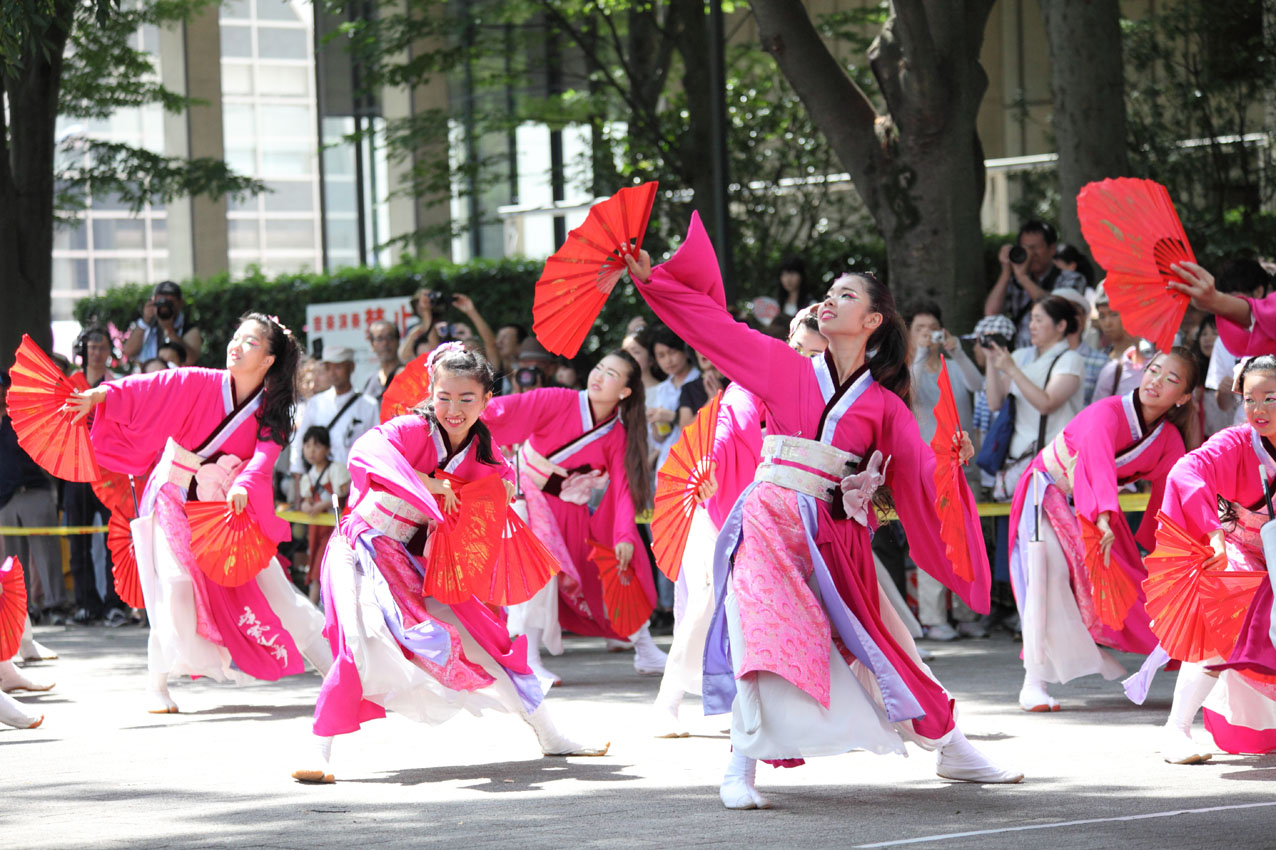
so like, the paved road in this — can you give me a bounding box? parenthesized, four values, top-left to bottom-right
(4, 624, 1274, 849)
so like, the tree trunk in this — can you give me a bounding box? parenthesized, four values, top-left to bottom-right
(0, 5, 74, 365)
(750, 0, 994, 332)
(1040, 0, 1128, 250)
(674, 3, 722, 251)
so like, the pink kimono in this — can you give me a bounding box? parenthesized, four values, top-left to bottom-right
(90, 368, 303, 681)
(483, 389, 652, 641)
(704, 383, 765, 530)
(1217, 294, 1276, 357)
(1155, 426, 1276, 753)
(313, 415, 542, 736)
(638, 214, 990, 749)
(1008, 392, 1184, 655)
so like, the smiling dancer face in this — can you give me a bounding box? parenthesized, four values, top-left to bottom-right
(431, 367, 493, 444)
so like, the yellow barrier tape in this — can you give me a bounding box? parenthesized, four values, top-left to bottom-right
(0, 491, 1155, 535)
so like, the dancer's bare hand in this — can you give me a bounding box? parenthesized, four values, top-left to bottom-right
(504, 479, 517, 504)
(227, 485, 249, 515)
(1096, 512, 1116, 566)
(694, 465, 719, 504)
(624, 249, 652, 284)
(62, 386, 107, 423)
(1204, 531, 1228, 571)
(614, 541, 634, 570)
(1166, 262, 1219, 310)
(954, 431, 974, 465)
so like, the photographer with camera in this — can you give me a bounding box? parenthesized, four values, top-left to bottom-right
(984, 221, 1086, 349)
(398, 287, 444, 363)
(512, 337, 556, 393)
(121, 281, 202, 366)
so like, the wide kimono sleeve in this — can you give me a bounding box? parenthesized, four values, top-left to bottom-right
(90, 367, 220, 474)
(599, 427, 642, 550)
(637, 217, 811, 410)
(482, 387, 578, 448)
(233, 435, 290, 542)
(345, 415, 445, 524)
(1161, 427, 1250, 535)
(1134, 427, 1186, 552)
(1065, 399, 1127, 523)
(706, 384, 764, 529)
(878, 391, 991, 614)
(1217, 293, 1276, 357)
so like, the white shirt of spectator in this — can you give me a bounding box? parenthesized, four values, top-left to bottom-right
(299, 461, 351, 504)
(289, 386, 379, 475)
(1007, 340, 1086, 459)
(1205, 336, 1247, 429)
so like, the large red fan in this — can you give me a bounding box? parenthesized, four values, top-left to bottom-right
(422, 473, 508, 603)
(1078, 517, 1141, 631)
(532, 181, 658, 357)
(651, 391, 721, 581)
(183, 501, 277, 588)
(589, 539, 653, 638)
(0, 557, 27, 661)
(92, 469, 134, 518)
(108, 511, 145, 609)
(1142, 512, 1266, 662)
(479, 509, 561, 607)
(7, 335, 101, 482)
(1077, 178, 1195, 353)
(929, 358, 974, 582)
(380, 352, 431, 423)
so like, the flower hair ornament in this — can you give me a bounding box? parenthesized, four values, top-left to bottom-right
(426, 341, 467, 381)
(266, 314, 293, 337)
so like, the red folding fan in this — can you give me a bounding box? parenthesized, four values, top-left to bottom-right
(0, 557, 27, 662)
(532, 181, 658, 357)
(1077, 178, 1195, 353)
(651, 391, 721, 582)
(7, 335, 101, 482)
(108, 511, 145, 609)
(422, 473, 508, 603)
(92, 469, 134, 518)
(476, 509, 561, 607)
(1078, 517, 1141, 631)
(1142, 512, 1266, 662)
(929, 357, 974, 582)
(589, 539, 653, 638)
(183, 501, 277, 588)
(380, 352, 431, 423)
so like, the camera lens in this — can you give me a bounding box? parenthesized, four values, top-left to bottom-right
(155, 302, 175, 320)
(428, 291, 446, 310)
(1008, 245, 1027, 265)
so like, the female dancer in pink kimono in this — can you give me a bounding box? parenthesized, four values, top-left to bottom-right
(482, 356, 666, 682)
(294, 345, 605, 783)
(1008, 348, 1199, 712)
(652, 312, 826, 737)
(1148, 354, 1276, 764)
(66, 313, 329, 713)
(627, 214, 1021, 810)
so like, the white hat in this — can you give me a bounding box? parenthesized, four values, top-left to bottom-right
(1051, 287, 1089, 313)
(320, 345, 354, 364)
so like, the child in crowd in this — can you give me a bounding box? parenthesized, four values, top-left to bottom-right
(298, 425, 350, 604)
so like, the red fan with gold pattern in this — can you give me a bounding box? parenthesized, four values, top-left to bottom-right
(929, 357, 974, 582)
(478, 509, 561, 606)
(92, 468, 134, 518)
(651, 391, 721, 582)
(1078, 517, 1141, 631)
(7, 335, 101, 482)
(0, 557, 27, 661)
(422, 472, 508, 603)
(533, 181, 658, 357)
(589, 538, 653, 638)
(1077, 178, 1195, 352)
(108, 511, 146, 609)
(183, 501, 277, 588)
(380, 352, 431, 423)
(1143, 511, 1266, 661)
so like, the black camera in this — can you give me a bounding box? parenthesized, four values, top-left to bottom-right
(154, 300, 176, 321)
(977, 332, 1012, 350)
(1008, 245, 1027, 265)
(427, 290, 447, 312)
(515, 367, 544, 388)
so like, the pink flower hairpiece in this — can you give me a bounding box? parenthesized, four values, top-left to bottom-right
(266, 314, 293, 337)
(426, 340, 466, 379)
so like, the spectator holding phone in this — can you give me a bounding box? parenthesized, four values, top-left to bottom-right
(121, 281, 202, 365)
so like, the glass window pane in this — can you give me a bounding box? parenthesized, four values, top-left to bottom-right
(228, 191, 261, 213)
(222, 63, 254, 95)
(54, 220, 88, 252)
(223, 104, 256, 138)
(94, 257, 148, 289)
(221, 0, 251, 20)
(92, 218, 147, 251)
(150, 218, 168, 251)
(229, 219, 261, 251)
(220, 25, 253, 58)
(322, 143, 355, 177)
(256, 0, 301, 22)
(91, 191, 133, 213)
(260, 141, 312, 176)
(52, 258, 90, 292)
(257, 27, 307, 60)
(225, 144, 257, 175)
(264, 219, 316, 251)
(149, 256, 169, 283)
(255, 64, 307, 96)
(263, 180, 314, 212)
(325, 220, 359, 255)
(260, 105, 311, 138)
